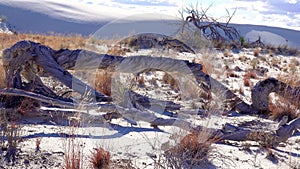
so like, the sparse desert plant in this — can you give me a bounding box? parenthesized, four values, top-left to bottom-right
(0, 33, 88, 51)
(35, 138, 41, 152)
(223, 49, 232, 57)
(238, 55, 247, 62)
(0, 15, 7, 23)
(226, 71, 239, 78)
(253, 47, 261, 57)
(268, 95, 299, 121)
(288, 58, 299, 75)
(250, 58, 259, 69)
(243, 71, 257, 87)
(63, 126, 83, 169)
(90, 147, 111, 169)
(271, 58, 281, 66)
(243, 77, 250, 87)
(164, 130, 217, 168)
(94, 71, 112, 96)
(162, 73, 179, 92)
(137, 75, 145, 88)
(0, 62, 5, 88)
(267, 75, 300, 121)
(239, 36, 245, 47)
(244, 71, 257, 79)
(276, 74, 300, 87)
(0, 109, 21, 164)
(239, 87, 244, 95)
(107, 45, 130, 56)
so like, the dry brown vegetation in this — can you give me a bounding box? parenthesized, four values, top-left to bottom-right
(269, 97, 299, 121)
(267, 74, 300, 121)
(94, 71, 113, 96)
(162, 73, 179, 92)
(90, 148, 111, 169)
(106, 45, 131, 56)
(243, 71, 257, 87)
(165, 130, 217, 168)
(0, 33, 88, 51)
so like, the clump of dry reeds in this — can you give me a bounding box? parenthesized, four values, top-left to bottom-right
(94, 71, 112, 96)
(164, 130, 217, 168)
(243, 71, 257, 87)
(90, 148, 111, 169)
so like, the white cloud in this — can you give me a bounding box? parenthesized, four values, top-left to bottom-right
(285, 0, 298, 4)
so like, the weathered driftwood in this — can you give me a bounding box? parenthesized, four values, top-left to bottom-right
(1, 40, 300, 147)
(9, 41, 250, 113)
(118, 33, 196, 54)
(252, 77, 300, 112)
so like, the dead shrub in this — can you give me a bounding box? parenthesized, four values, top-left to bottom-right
(90, 148, 111, 169)
(94, 71, 112, 96)
(244, 71, 257, 79)
(276, 74, 300, 87)
(162, 73, 179, 92)
(0, 62, 5, 88)
(253, 47, 261, 57)
(0, 110, 21, 165)
(243, 78, 250, 87)
(164, 130, 217, 168)
(107, 45, 130, 56)
(137, 75, 145, 88)
(268, 96, 299, 121)
(226, 71, 239, 78)
(63, 128, 83, 169)
(243, 71, 256, 87)
(223, 49, 232, 57)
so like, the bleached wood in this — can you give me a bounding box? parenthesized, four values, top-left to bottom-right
(1, 40, 300, 146)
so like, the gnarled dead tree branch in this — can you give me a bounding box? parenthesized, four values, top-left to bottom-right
(181, 4, 240, 42)
(1, 40, 299, 146)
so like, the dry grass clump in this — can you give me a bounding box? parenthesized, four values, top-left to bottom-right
(107, 45, 130, 56)
(253, 47, 261, 57)
(288, 58, 299, 74)
(250, 58, 259, 69)
(268, 75, 300, 121)
(90, 148, 111, 169)
(226, 71, 239, 78)
(63, 127, 83, 169)
(164, 130, 217, 168)
(243, 71, 257, 87)
(223, 49, 232, 57)
(0, 61, 5, 88)
(268, 97, 299, 122)
(276, 74, 300, 88)
(0, 110, 21, 164)
(94, 71, 112, 96)
(266, 45, 300, 56)
(244, 71, 257, 79)
(137, 75, 145, 88)
(162, 73, 179, 92)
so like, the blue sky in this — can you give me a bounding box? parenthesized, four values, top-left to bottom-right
(85, 0, 300, 30)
